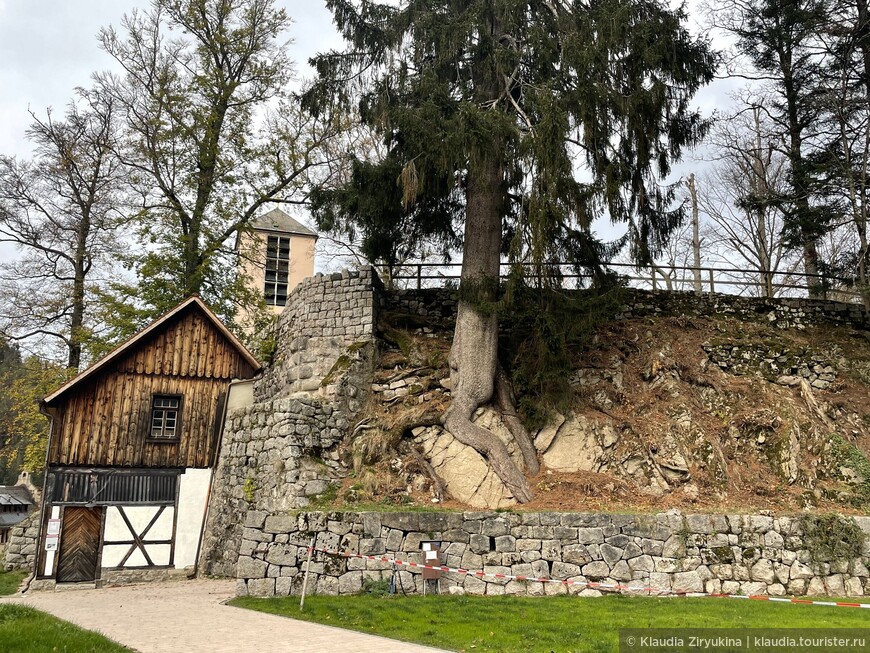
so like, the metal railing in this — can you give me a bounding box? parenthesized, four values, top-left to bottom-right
(383, 262, 867, 304)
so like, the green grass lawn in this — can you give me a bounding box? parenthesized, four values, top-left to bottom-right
(0, 570, 26, 596)
(232, 593, 870, 653)
(0, 604, 129, 653)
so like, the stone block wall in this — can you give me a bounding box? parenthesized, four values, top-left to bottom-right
(201, 268, 379, 577)
(384, 288, 457, 325)
(201, 396, 351, 577)
(383, 287, 869, 332)
(235, 510, 870, 599)
(620, 291, 868, 330)
(254, 267, 380, 401)
(4, 511, 39, 572)
(702, 341, 839, 389)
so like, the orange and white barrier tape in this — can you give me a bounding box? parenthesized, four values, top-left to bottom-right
(303, 545, 870, 609)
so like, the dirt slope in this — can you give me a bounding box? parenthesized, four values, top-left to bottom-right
(334, 311, 870, 514)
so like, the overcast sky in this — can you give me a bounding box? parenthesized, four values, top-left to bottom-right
(0, 0, 341, 158)
(0, 0, 741, 259)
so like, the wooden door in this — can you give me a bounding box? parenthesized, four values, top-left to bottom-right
(56, 507, 102, 583)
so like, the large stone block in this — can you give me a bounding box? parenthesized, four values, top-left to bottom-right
(577, 528, 605, 544)
(672, 571, 703, 593)
(481, 518, 509, 537)
(750, 559, 775, 584)
(661, 535, 685, 558)
(265, 545, 298, 567)
(362, 513, 381, 536)
(380, 513, 420, 532)
(242, 528, 274, 543)
(247, 578, 276, 596)
(551, 561, 583, 579)
(360, 538, 385, 555)
(685, 515, 714, 534)
(236, 557, 268, 579)
(244, 511, 268, 529)
(563, 544, 592, 566)
(469, 533, 491, 554)
(338, 571, 363, 594)
(582, 561, 610, 578)
(600, 543, 624, 567)
(541, 540, 561, 561)
(495, 535, 516, 552)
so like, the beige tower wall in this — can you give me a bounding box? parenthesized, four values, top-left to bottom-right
(236, 230, 316, 323)
(289, 234, 316, 294)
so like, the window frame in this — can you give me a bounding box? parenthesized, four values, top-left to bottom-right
(263, 234, 291, 307)
(147, 394, 183, 443)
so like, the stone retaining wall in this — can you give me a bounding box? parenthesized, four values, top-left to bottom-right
(702, 340, 839, 389)
(384, 287, 869, 331)
(235, 510, 870, 599)
(254, 266, 380, 402)
(3, 511, 38, 572)
(201, 269, 379, 577)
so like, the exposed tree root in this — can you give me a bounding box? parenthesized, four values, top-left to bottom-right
(405, 444, 446, 501)
(444, 396, 534, 503)
(495, 366, 540, 476)
(800, 378, 835, 431)
(440, 291, 535, 503)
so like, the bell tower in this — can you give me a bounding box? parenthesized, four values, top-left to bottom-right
(237, 208, 317, 314)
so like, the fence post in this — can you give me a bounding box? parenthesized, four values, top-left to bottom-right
(299, 535, 316, 611)
(708, 269, 715, 294)
(417, 264, 422, 290)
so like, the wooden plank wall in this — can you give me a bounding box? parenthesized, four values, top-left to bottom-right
(48, 309, 255, 468)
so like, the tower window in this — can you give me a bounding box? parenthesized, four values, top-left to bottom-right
(264, 235, 290, 306)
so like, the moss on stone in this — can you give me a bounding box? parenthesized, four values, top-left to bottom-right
(710, 546, 734, 563)
(321, 341, 370, 388)
(798, 514, 865, 571)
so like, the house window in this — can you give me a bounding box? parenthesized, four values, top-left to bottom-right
(264, 235, 290, 306)
(149, 395, 181, 440)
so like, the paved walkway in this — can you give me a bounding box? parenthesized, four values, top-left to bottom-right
(2, 579, 448, 653)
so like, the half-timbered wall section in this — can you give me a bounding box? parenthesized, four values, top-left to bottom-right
(46, 307, 256, 469)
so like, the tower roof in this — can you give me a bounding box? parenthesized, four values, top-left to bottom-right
(250, 208, 317, 238)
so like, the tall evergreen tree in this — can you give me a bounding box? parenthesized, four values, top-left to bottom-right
(814, 0, 870, 303)
(308, 0, 715, 501)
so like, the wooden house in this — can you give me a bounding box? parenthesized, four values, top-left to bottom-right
(35, 297, 261, 586)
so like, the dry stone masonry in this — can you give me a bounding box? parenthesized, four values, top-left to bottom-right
(200, 269, 379, 577)
(384, 286, 869, 331)
(255, 267, 380, 401)
(702, 341, 840, 389)
(3, 511, 39, 571)
(235, 510, 870, 599)
(201, 268, 870, 581)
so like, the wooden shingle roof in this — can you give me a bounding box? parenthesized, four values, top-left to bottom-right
(43, 296, 262, 407)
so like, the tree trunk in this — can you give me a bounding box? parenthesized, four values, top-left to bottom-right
(686, 174, 702, 295)
(442, 158, 533, 503)
(68, 207, 91, 371)
(751, 110, 773, 298)
(854, 0, 870, 307)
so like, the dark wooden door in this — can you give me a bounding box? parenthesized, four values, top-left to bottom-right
(56, 507, 102, 583)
